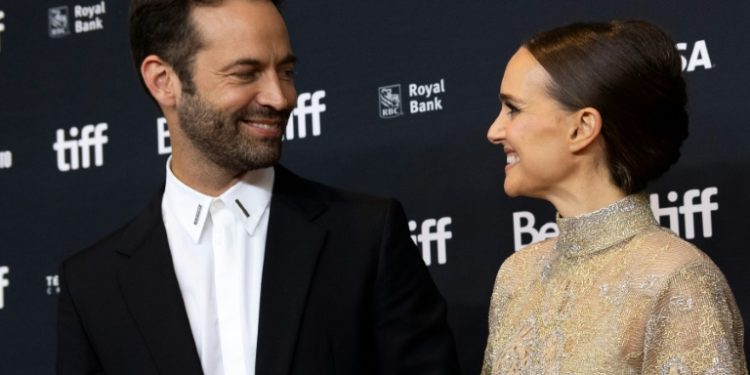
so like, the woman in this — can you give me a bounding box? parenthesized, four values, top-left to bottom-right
(482, 21, 746, 374)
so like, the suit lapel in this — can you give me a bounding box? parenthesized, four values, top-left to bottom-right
(256, 166, 328, 375)
(116, 195, 204, 375)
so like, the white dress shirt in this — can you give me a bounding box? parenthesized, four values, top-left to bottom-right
(161, 158, 273, 375)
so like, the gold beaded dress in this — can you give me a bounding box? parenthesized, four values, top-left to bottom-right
(481, 195, 747, 374)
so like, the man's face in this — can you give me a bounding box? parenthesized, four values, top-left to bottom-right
(177, 0, 297, 172)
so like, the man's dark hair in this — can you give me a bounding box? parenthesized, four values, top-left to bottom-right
(129, 0, 282, 95)
(525, 20, 689, 194)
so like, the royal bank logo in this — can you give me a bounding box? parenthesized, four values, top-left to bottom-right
(0, 10, 6, 53)
(378, 78, 446, 119)
(0, 266, 9, 310)
(48, 6, 70, 38)
(49, 1, 107, 38)
(378, 84, 403, 119)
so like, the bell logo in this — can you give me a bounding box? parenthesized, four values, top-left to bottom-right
(52, 123, 109, 172)
(409, 217, 452, 266)
(157, 117, 171, 155)
(0, 266, 9, 310)
(512, 211, 558, 251)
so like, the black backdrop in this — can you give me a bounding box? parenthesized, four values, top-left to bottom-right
(1, 1, 748, 373)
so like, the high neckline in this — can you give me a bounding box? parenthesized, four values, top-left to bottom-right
(555, 194, 657, 258)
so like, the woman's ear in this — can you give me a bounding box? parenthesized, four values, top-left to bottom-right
(569, 107, 602, 153)
(140, 55, 182, 108)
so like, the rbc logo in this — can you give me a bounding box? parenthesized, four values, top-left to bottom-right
(48, 6, 70, 38)
(378, 84, 403, 119)
(0, 266, 8, 310)
(409, 217, 452, 266)
(53, 123, 109, 172)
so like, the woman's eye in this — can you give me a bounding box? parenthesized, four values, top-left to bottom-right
(503, 102, 519, 116)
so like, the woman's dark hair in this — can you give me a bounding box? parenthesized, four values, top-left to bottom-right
(129, 0, 282, 95)
(524, 20, 688, 194)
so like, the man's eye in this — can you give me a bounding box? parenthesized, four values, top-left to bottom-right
(233, 71, 259, 80)
(280, 68, 296, 81)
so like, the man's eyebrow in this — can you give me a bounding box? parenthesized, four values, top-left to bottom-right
(279, 54, 298, 66)
(219, 54, 298, 71)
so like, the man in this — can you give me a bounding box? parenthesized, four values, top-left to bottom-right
(56, 0, 460, 374)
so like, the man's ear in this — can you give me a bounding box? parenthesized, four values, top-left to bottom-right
(140, 55, 181, 108)
(568, 107, 603, 153)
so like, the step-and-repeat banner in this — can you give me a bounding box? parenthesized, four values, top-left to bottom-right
(1, 1, 748, 373)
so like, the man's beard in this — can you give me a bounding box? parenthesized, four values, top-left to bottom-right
(177, 92, 291, 172)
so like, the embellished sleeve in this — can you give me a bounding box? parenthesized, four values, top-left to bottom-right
(642, 261, 747, 375)
(481, 258, 515, 375)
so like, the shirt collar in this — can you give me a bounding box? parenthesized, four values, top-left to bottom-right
(163, 156, 275, 243)
(554, 194, 657, 258)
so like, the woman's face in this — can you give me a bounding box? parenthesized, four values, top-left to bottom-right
(487, 47, 578, 199)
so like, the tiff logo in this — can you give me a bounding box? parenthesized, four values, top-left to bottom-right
(53, 123, 108, 171)
(0, 10, 5, 53)
(650, 187, 718, 239)
(46, 274, 61, 295)
(0, 266, 8, 310)
(409, 217, 452, 266)
(0, 150, 11, 169)
(285, 90, 326, 141)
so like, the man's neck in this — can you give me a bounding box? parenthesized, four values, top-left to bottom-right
(169, 151, 245, 197)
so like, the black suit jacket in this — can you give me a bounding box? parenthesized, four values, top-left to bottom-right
(57, 166, 460, 375)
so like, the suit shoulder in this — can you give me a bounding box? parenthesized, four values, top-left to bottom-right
(278, 167, 397, 210)
(62, 196, 161, 274)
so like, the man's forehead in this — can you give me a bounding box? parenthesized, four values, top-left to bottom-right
(190, 0, 288, 47)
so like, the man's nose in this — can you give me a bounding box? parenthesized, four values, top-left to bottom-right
(256, 72, 294, 111)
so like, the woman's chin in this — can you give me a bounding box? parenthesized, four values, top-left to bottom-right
(503, 184, 522, 198)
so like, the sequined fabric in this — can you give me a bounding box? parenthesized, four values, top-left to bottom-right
(482, 195, 747, 374)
